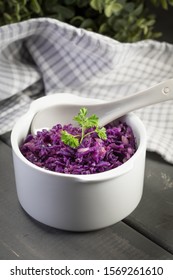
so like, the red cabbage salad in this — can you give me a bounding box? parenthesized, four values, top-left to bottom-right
(20, 108, 136, 175)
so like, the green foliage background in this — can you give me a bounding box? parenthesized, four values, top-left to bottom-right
(0, 0, 173, 42)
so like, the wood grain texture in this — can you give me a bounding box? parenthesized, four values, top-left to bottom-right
(125, 152, 173, 254)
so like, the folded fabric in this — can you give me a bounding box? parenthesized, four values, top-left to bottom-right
(0, 18, 173, 163)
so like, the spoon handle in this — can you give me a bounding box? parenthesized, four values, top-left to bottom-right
(99, 78, 173, 126)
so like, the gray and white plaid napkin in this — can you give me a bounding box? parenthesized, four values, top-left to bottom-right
(0, 18, 173, 163)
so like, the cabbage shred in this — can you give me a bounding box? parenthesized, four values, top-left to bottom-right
(20, 122, 136, 175)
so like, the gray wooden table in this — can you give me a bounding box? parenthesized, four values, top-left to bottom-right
(0, 132, 172, 260)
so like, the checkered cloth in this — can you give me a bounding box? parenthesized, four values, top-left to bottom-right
(0, 18, 173, 163)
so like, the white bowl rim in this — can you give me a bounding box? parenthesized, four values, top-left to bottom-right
(11, 94, 147, 182)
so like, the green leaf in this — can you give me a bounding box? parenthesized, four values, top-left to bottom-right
(168, 0, 173, 6)
(56, 5, 75, 20)
(160, 0, 168, 9)
(61, 130, 79, 148)
(99, 22, 109, 34)
(70, 16, 84, 27)
(3, 13, 13, 23)
(137, 17, 146, 27)
(74, 108, 99, 128)
(30, 0, 41, 14)
(132, 3, 143, 17)
(96, 127, 107, 140)
(146, 19, 156, 26)
(80, 18, 97, 31)
(20, 6, 31, 20)
(17, 0, 27, 6)
(90, 0, 104, 13)
(73, 107, 88, 125)
(105, 2, 123, 17)
(85, 114, 99, 128)
(124, 2, 135, 13)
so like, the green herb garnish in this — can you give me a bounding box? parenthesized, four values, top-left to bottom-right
(61, 107, 107, 148)
(61, 130, 80, 148)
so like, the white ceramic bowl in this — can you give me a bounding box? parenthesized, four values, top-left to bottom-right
(11, 94, 147, 231)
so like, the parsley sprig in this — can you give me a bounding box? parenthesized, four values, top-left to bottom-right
(61, 107, 107, 148)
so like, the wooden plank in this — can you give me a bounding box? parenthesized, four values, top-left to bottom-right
(0, 140, 172, 260)
(125, 152, 173, 254)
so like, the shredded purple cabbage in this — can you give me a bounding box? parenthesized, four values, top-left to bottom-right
(20, 122, 136, 175)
